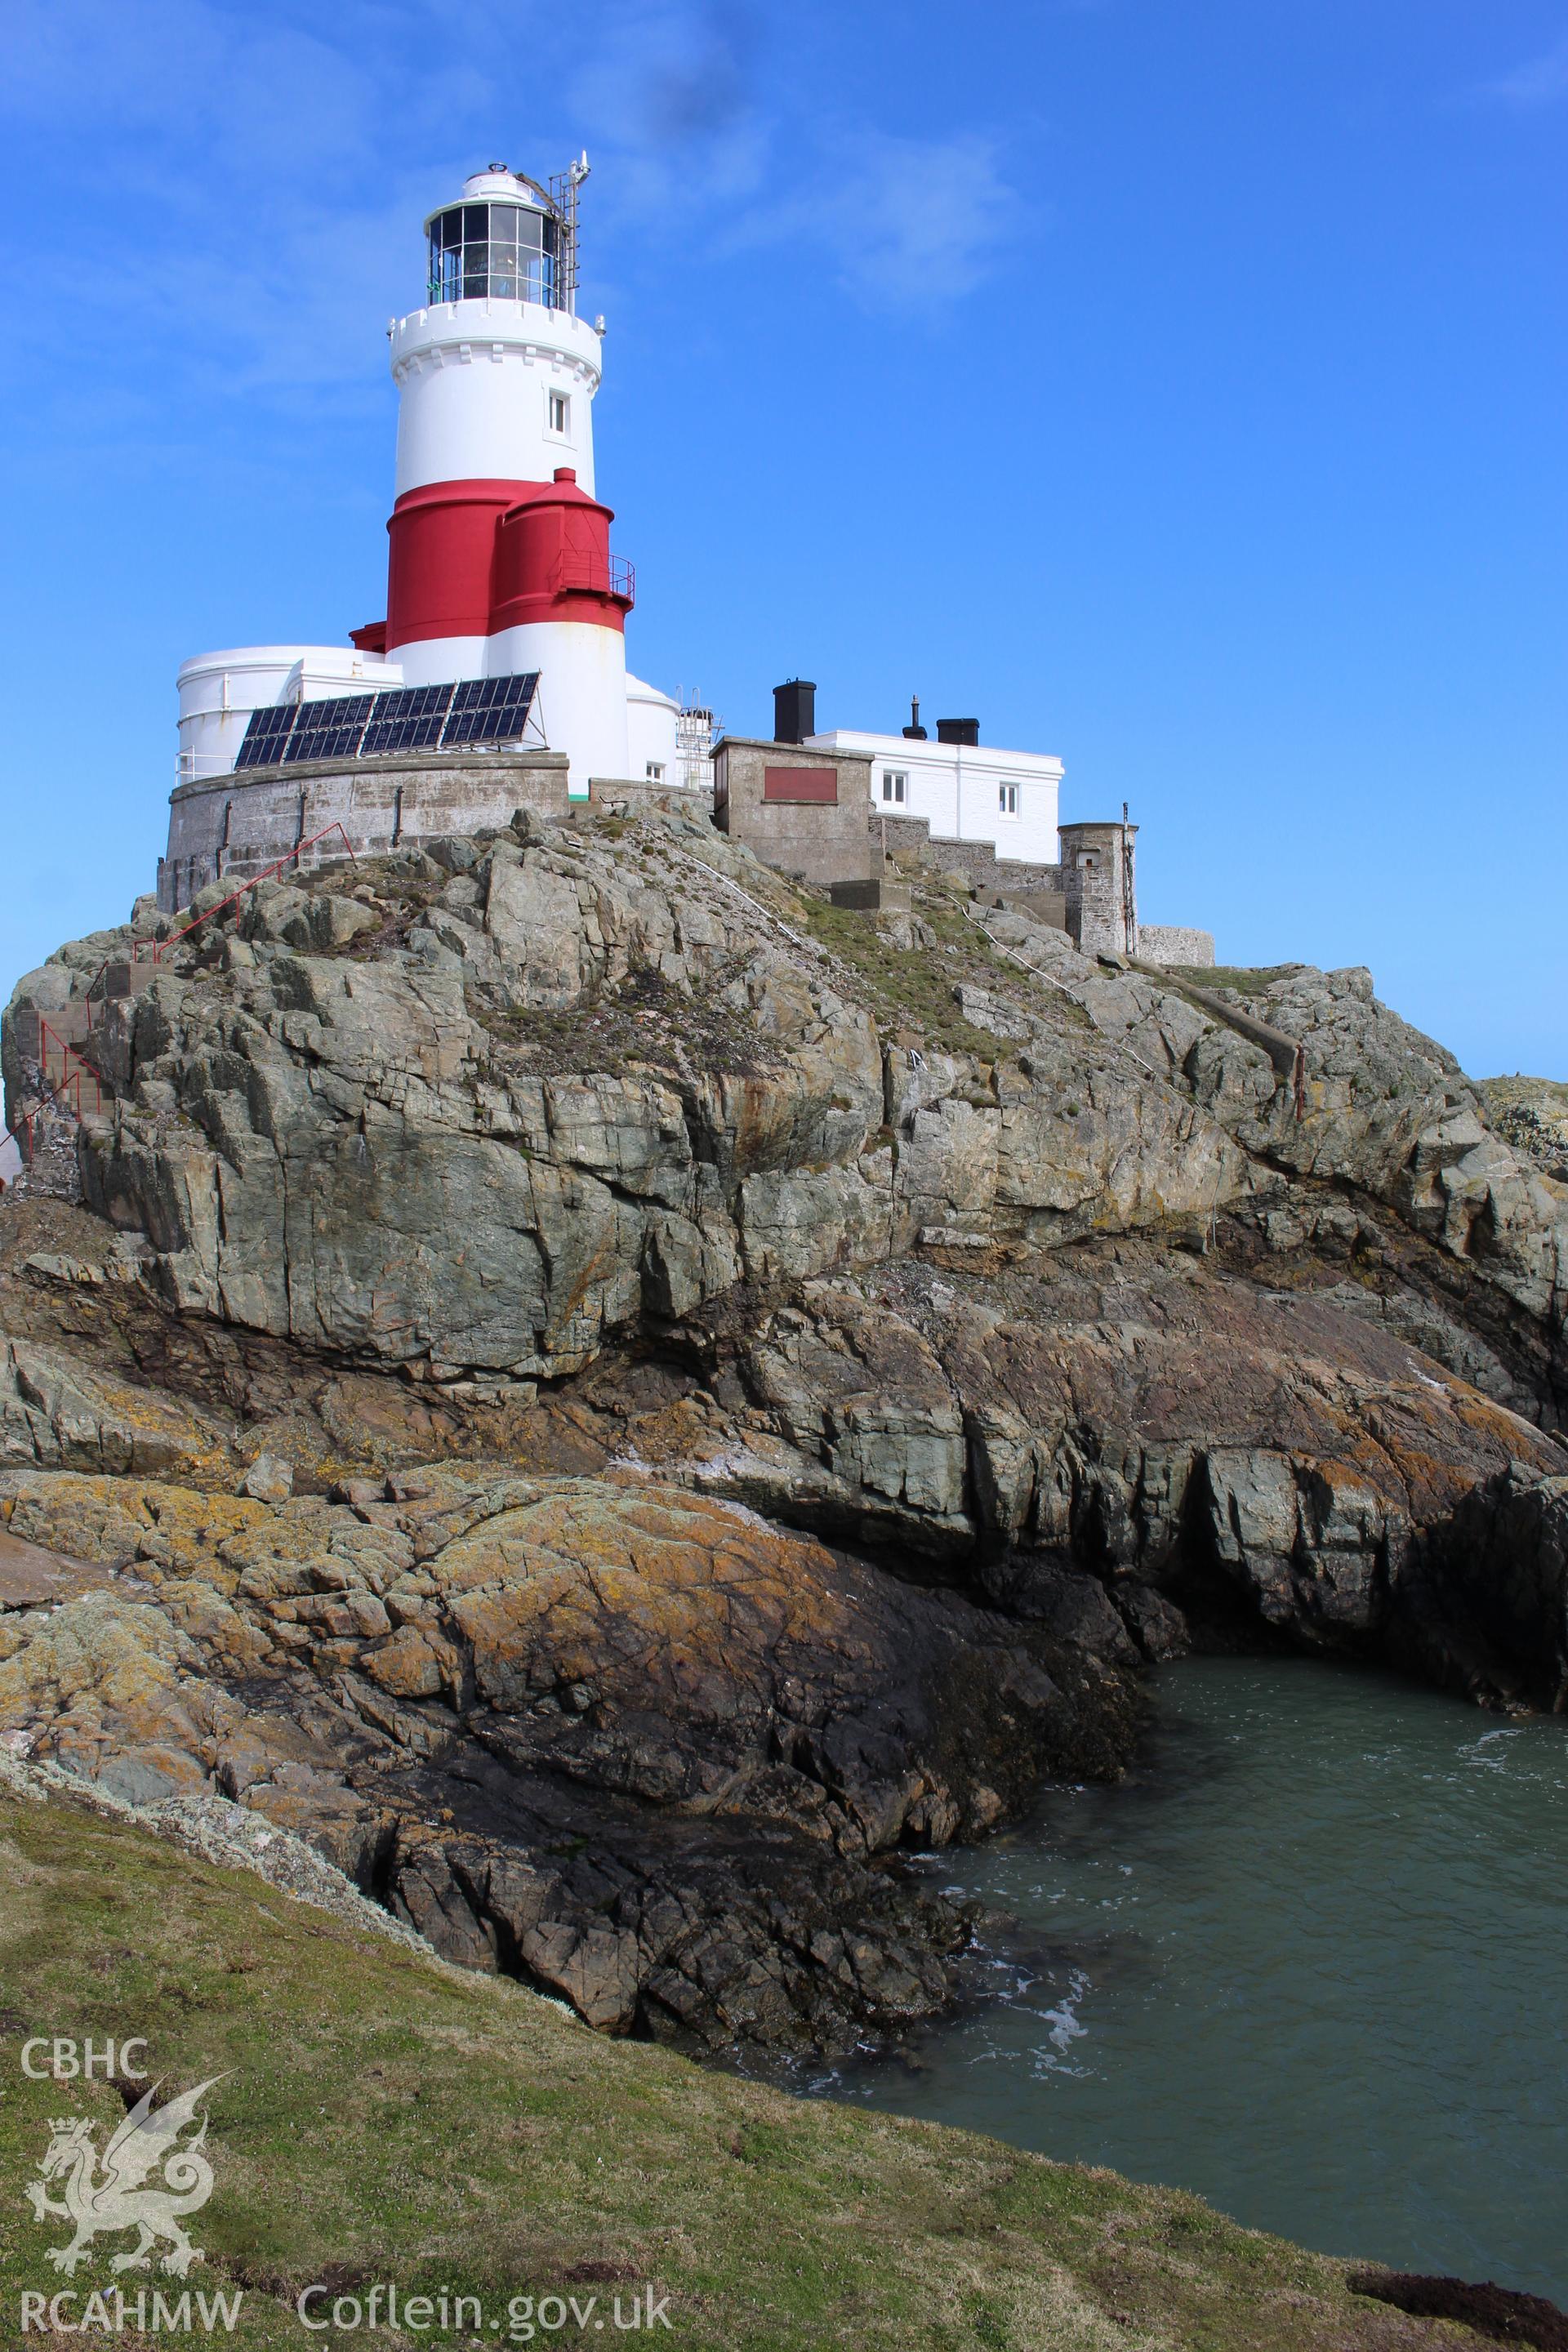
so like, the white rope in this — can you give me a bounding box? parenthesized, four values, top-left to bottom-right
(963, 901, 1171, 1089)
(653, 833, 1169, 1095)
(648, 840, 856, 986)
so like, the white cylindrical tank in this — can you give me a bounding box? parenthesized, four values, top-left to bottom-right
(487, 621, 631, 785)
(176, 647, 316, 783)
(625, 674, 680, 784)
(176, 646, 403, 782)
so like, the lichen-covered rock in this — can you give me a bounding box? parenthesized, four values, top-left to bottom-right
(5, 814, 1568, 2057)
(0, 1333, 235, 1479)
(0, 1467, 1134, 2051)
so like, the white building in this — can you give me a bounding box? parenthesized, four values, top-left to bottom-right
(808, 714, 1062, 869)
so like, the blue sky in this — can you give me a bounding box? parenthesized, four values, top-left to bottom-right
(2, 0, 1563, 1076)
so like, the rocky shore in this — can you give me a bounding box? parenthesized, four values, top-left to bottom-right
(4, 806, 1566, 2054)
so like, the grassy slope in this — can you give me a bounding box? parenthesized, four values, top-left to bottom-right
(1162, 966, 1307, 1000)
(0, 1793, 1477, 2352)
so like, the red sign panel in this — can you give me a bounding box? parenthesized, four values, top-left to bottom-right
(763, 765, 838, 804)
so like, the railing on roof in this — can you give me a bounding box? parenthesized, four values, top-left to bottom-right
(176, 749, 240, 784)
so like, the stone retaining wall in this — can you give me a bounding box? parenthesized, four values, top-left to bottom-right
(161, 751, 572, 911)
(1139, 925, 1217, 968)
(870, 810, 1066, 894)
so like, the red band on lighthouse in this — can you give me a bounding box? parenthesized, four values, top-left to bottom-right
(385, 474, 630, 651)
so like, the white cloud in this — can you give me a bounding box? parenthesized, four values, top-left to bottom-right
(557, 4, 1022, 313)
(0, 0, 1025, 430)
(1475, 31, 1568, 107)
(811, 129, 1020, 312)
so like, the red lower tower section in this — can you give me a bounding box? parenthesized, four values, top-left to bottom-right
(375, 469, 631, 655)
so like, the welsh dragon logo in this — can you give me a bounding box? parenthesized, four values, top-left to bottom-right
(24, 2078, 225, 2278)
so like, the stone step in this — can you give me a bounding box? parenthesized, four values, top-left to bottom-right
(10, 961, 150, 1072)
(11, 1004, 92, 1058)
(91, 961, 158, 1003)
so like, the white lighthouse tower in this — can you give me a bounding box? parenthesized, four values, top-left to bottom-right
(359, 162, 643, 789)
(172, 159, 678, 812)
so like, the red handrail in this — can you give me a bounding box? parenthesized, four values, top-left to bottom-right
(555, 550, 634, 604)
(1, 1040, 103, 1168)
(5, 822, 362, 1170)
(82, 820, 359, 1007)
(38, 1020, 103, 1120)
(2, 1073, 82, 1167)
(150, 820, 358, 961)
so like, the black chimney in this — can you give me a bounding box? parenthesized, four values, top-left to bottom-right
(773, 679, 817, 744)
(936, 716, 980, 747)
(902, 695, 927, 741)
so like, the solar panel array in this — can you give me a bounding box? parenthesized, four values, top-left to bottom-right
(359, 683, 454, 757)
(234, 674, 540, 772)
(443, 673, 540, 747)
(235, 704, 297, 768)
(286, 693, 376, 764)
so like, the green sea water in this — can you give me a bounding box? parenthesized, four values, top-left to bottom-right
(826, 1656, 1568, 2303)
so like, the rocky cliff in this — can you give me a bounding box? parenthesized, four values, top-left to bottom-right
(4, 805, 1566, 2050)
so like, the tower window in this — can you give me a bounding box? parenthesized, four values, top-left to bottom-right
(548, 390, 569, 434)
(881, 769, 908, 804)
(645, 761, 665, 782)
(998, 782, 1020, 817)
(427, 200, 555, 307)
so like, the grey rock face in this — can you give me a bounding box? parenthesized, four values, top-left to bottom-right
(6, 810, 1568, 2054)
(38, 822, 1266, 1381)
(642, 1244, 1568, 1703)
(1418, 1464, 1568, 1709)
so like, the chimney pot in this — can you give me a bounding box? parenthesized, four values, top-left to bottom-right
(773, 679, 817, 744)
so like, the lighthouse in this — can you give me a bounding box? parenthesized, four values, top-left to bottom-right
(163, 158, 1124, 946)
(360, 162, 638, 787)
(171, 159, 678, 819)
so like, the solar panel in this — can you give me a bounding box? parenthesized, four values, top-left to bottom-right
(440, 671, 539, 747)
(235, 703, 299, 769)
(284, 693, 376, 764)
(359, 681, 457, 758)
(230, 673, 539, 773)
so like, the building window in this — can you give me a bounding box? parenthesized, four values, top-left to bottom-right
(998, 782, 1020, 817)
(881, 769, 908, 804)
(548, 390, 569, 434)
(645, 761, 665, 781)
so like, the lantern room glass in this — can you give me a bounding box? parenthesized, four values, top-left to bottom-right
(427, 202, 559, 307)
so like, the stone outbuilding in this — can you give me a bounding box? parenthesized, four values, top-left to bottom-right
(711, 737, 875, 887)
